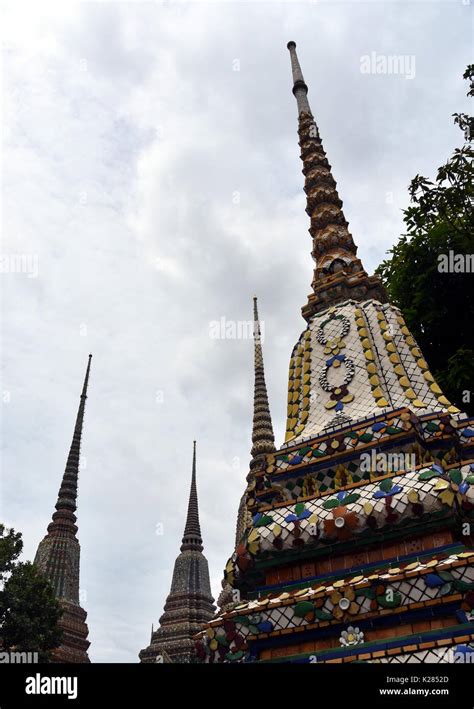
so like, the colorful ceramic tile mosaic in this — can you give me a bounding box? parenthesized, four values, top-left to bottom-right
(195, 43, 474, 664)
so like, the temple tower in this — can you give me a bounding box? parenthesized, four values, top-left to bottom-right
(139, 442, 215, 663)
(235, 296, 276, 545)
(195, 43, 474, 664)
(34, 355, 92, 663)
(217, 297, 276, 613)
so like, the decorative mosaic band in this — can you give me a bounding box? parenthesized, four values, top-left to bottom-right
(255, 410, 474, 509)
(196, 552, 474, 663)
(228, 461, 474, 585)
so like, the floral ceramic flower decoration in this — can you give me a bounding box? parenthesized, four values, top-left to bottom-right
(438, 414, 456, 436)
(324, 505, 359, 541)
(372, 420, 388, 434)
(330, 587, 358, 619)
(326, 385, 354, 412)
(373, 478, 403, 524)
(292, 595, 333, 623)
(323, 336, 346, 356)
(424, 569, 458, 598)
(371, 420, 404, 436)
(373, 478, 403, 499)
(433, 467, 474, 508)
(419, 463, 474, 509)
(418, 462, 445, 481)
(253, 512, 273, 527)
(233, 613, 273, 636)
(325, 433, 348, 453)
(339, 625, 364, 647)
(368, 584, 387, 611)
(285, 502, 313, 523)
(323, 489, 360, 509)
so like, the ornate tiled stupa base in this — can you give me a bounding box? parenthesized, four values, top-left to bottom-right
(195, 407, 474, 662)
(197, 549, 474, 663)
(51, 602, 90, 663)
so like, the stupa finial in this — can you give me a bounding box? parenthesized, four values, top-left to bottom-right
(286, 42, 386, 320)
(181, 440, 203, 551)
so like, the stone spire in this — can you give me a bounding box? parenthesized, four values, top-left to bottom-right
(180, 441, 202, 551)
(231, 297, 277, 556)
(139, 442, 215, 663)
(249, 296, 276, 472)
(34, 355, 92, 663)
(287, 41, 386, 321)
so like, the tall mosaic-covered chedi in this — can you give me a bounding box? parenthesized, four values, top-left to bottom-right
(139, 442, 215, 663)
(195, 43, 474, 664)
(34, 355, 92, 663)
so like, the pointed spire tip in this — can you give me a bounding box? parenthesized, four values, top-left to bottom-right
(181, 439, 202, 550)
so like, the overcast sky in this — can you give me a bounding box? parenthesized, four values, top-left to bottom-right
(1, 0, 471, 662)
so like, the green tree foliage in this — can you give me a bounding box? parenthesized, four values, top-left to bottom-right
(0, 525, 22, 574)
(376, 66, 474, 414)
(0, 523, 62, 661)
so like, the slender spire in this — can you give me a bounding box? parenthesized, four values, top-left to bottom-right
(180, 440, 203, 551)
(35, 354, 92, 594)
(33, 355, 92, 662)
(287, 42, 386, 320)
(249, 297, 275, 472)
(54, 354, 92, 516)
